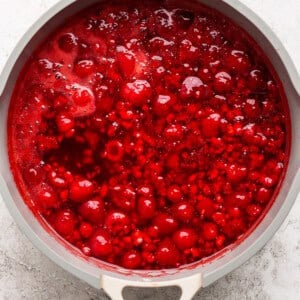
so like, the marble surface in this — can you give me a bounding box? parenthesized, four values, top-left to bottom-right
(0, 0, 300, 299)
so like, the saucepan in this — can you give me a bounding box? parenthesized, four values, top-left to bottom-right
(0, 0, 300, 299)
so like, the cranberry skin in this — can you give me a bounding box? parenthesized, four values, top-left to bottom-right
(153, 213, 178, 235)
(248, 69, 266, 91)
(79, 200, 104, 224)
(173, 202, 194, 222)
(197, 197, 215, 218)
(58, 33, 78, 52)
(173, 228, 197, 250)
(256, 187, 272, 203)
(56, 113, 74, 133)
(156, 239, 180, 267)
(104, 140, 124, 161)
(69, 179, 94, 202)
(246, 204, 262, 218)
(53, 209, 76, 237)
(37, 190, 58, 209)
(226, 50, 251, 74)
(226, 164, 247, 183)
(79, 222, 94, 238)
(180, 76, 206, 99)
(137, 197, 156, 219)
(213, 71, 233, 93)
(153, 93, 176, 116)
(202, 223, 218, 241)
(105, 211, 130, 231)
(167, 185, 182, 203)
(74, 59, 95, 77)
(121, 80, 152, 106)
(121, 250, 142, 269)
(201, 113, 221, 138)
(111, 185, 136, 212)
(89, 229, 113, 258)
(226, 192, 251, 209)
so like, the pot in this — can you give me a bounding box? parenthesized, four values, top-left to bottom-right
(0, 1, 299, 299)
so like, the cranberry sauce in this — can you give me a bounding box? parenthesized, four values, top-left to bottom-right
(8, 0, 289, 270)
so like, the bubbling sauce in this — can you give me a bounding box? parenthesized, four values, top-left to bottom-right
(8, 0, 289, 269)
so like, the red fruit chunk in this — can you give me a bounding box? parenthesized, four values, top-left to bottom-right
(180, 76, 206, 99)
(213, 71, 233, 93)
(58, 33, 78, 52)
(156, 239, 180, 267)
(153, 213, 178, 235)
(137, 197, 156, 219)
(226, 50, 251, 74)
(201, 113, 221, 138)
(79, 222, 94, 238)
(104, 140, 124, 161)
(110, 185, 136, 212)
(37, 189, 58, 210)
(167, 185, 182, 203)
(74, 60, 95, 77)
(105, 210, 130, 232)
(116, 47, 135, 78)
(68, 84, 96, 117)
(197, 197, 215, 218)
(173, 228, 197, 250)
(173, 202, 194, 222)
(153, 93, 176, 116)
(69, 179, 94, 202)
(89, 229, 113, 258)
(256, 187, 271, 203)
(226, 164, 247, 183)
(121, 79, 152, 106)
(202, 223, 218, 241)
(121, 251, 142, 269)
(56, 113, 74, 133)
(53, 209, 76, 237)
(79, 200, 104, 223)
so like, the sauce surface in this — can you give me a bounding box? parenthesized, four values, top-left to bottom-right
(8, 0, 289, 269)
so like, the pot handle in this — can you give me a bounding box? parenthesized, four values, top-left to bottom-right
(100, 273, 202, 300)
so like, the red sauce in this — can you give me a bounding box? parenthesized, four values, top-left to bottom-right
(8, 0, 290, 270)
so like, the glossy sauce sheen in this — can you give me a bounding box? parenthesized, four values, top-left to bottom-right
(8, 0, 290, 270)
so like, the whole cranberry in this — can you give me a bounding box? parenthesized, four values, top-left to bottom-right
(121, 79, 152, 106)
(110, 185, 136, 212)
(53, 209, 76, 237)
(74, 59, 95, 77)
(79, 199, 104, 224)
(37, 189, 58, 210)
(202, 222, 218, 241)
(79, 222, 94, 238)
(137, 197, 156, 219)
(153, 213, 178, 235)
(58, 33, 78, 52)
(213, 71, 233, 93)
(89, 229, 113, 258)
(173, 202, 194, 222)
(104, 140, 124, 161)
(69, 179, 94, 202)
(56, 113, 75, 134)
(226, 164, 247, 183)
(256, 187, 271, 203)
(167, 185, 182, 203)
(156, 239, 180, 267)
(173, 228, 197, 250)
(121, 250, 142, 269)
(105, 210, 130, 232)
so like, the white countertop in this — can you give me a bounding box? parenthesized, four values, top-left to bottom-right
(0, 0, 299, 299)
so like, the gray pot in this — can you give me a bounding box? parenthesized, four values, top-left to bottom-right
(0, 1, 299, 299)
